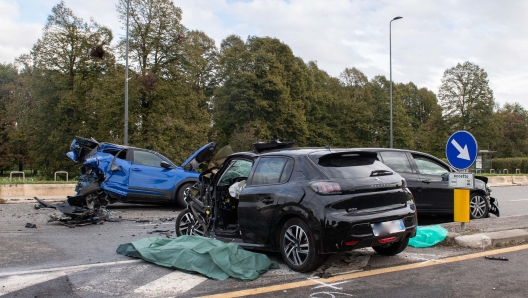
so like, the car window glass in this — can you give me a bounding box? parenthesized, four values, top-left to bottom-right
(380, 152, 413, 173)
(252, 157, 288, 185)
(316, 153, 391, 178)
(133, 151, 164, 168)
(219, 159, 253, 184)
(279, 159, 294, 183)
(413, 155, 449, 175)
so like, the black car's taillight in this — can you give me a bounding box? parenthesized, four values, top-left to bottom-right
(310, 182, 342, 195)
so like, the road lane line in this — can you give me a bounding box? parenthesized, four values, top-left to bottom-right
(134, 270, 207, 297)
(0, 271, 67, 296)
(201, 244, 528, 298)
(0, 260, 142, 277)
(508, 199, 528, 201)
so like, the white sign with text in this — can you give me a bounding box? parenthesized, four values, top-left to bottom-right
(448, 173, 474, 189)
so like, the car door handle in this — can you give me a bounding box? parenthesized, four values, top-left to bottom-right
(131, 168, 141, 171)
(262, 197, 274, 204)
(421, 179, 431, 184)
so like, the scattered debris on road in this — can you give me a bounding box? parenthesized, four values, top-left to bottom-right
(485, 256, 509, 261)
(25, 223, 37, 228)
(33, 197, 121, 226)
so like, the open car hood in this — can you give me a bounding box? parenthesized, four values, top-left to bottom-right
(66, 137, 100, 162)
(181, 142, 217, 170)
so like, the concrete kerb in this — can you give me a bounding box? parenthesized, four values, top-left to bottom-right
(512, 176, 528, 186)
(453, 229, 528, 249)
(486, 176, 514, 187)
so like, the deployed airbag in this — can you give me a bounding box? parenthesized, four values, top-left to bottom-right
(116, 236, 279, 281)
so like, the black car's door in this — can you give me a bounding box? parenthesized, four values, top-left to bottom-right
(411, 154, 453, 212)
(238, 157, 293, 245)
(379, 151, 423, 208)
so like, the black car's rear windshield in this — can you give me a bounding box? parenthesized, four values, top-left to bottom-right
(312, 152, 394, 178)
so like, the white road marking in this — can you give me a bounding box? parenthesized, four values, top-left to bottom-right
(309, 278, 349, 290)
(0, 260, 142, 277)
(133, 270, 207, 297)
(509, 199, 528, 202)
(0, 271, 67, 296)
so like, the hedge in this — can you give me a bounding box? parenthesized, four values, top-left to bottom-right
(490, 158, 528, 174)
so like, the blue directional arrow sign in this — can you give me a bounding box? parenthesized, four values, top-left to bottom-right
(446, 131, 478, 170)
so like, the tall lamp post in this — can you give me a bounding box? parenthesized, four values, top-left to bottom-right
(389, 16, 402, 148)
(124, 0, 130, 146)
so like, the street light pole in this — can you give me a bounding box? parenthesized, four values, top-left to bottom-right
(124, 0, 130, 146)
(390, 16, 402, 148)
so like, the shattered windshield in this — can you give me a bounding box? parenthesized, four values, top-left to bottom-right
(219, 159, 253, 184)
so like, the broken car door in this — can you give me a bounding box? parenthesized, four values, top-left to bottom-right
(238, 157, 293, 244)
(102, 149, 131, 197)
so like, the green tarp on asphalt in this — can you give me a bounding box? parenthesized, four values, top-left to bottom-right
(409, 225, 448, 248)
(116, 235, 279, 281)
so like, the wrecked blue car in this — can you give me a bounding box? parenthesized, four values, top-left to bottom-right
(66, 137, 216, 208)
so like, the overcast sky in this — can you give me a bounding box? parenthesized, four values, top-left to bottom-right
(1, 0, 527, 107)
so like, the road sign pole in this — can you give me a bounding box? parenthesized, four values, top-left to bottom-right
(446, 131, 478, 230)
(454, 189, 470, 230)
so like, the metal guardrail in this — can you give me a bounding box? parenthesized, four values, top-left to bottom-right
(503, 169, 509, 174)
(9, 171, 25, 181)
(516, 169, 521, 174)
(476, 169, 482, 174)
(54, 171, 68, 181)
(490, 169, 495, 174)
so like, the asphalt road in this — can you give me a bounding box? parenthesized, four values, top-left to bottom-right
(0, 185, 527, 297)
(488, 185, 528, 217)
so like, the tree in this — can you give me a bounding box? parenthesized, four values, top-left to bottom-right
(117, 1, 214, 163)
(438, 62, 498, 149)
(493, 103, 528, 157)
(22, 1, 115, 176)
(396, 82, 447, 155)
(213, 36, 308, 146)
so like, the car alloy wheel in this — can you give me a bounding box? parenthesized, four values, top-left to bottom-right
(175, 209, 205, 236)
(470, 194, 488, 219)
(283, 225, 310, 266)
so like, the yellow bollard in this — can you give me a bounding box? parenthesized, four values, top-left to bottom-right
(454, 189, 470, 223)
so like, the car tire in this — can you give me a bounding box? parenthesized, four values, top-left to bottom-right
(279, 218, 325, 272)
(470, 192, 489, 219)
(372, 237, 409, 256)
(77, 182, 103, 209)
(176, 183, 194, 208)
(175, 209, 205, 237)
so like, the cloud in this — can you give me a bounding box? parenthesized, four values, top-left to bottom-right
(0, 1, 41, 63)
(1, 0, 527, 106)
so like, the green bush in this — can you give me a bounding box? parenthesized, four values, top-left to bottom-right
(491, 158, 528, 174)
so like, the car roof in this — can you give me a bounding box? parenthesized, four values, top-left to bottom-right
(229, 147, 382, 158)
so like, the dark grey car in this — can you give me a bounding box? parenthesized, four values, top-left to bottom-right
(359, 148, 499, 219)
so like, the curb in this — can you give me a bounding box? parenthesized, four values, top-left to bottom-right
(453, 229, 528, 249)
(0, 196, 66, 204)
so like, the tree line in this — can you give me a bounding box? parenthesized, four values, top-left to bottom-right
(1, 0, 527, 177)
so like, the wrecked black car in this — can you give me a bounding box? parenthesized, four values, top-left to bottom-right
(357, 148, 499, 219)
(66, 137, 216, 209)
(175, 142, 418, 272)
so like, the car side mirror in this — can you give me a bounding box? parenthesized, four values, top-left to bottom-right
(441, 173, 449, 181)
(160, 161, 172, 169)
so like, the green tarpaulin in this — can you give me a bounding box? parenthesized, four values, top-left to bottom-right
(409, 225, 448, 248)
(116, 235, 279, 281)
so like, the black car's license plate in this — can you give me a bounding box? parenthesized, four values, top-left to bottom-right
(371, 219, 405, 236)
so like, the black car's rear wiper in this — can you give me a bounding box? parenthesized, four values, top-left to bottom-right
(370, 170, 394, 177)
